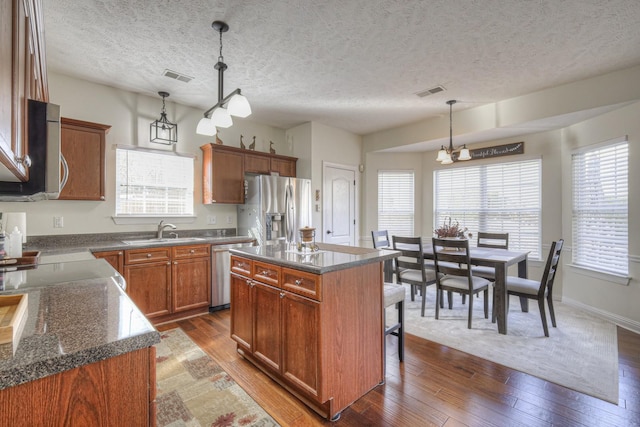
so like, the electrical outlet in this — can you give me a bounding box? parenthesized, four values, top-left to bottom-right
(207, 215, 217, 225)
(53, 216, 64, 228)
(226, 215, 233, 224)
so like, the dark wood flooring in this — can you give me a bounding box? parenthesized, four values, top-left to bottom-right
(157, 311, 640, 426)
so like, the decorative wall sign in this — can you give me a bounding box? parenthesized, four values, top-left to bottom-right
(468, 142, 524, 160)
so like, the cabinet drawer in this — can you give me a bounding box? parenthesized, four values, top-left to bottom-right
(125, 247, 171, 264)
(253, 261, 281, 286)
(172, 244, 211, 259)
(230, 256, 252, 276)
(282, 268, 322, 301)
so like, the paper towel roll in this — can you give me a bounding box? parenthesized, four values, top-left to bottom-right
(4, 212, 26, 243)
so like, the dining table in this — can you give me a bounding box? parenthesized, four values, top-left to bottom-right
(423, 244, 529, 335)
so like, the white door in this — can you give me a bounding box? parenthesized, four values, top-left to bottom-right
(323, 163, 356, 245)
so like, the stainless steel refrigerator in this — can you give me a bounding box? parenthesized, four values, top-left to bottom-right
(237, 174, 312, 246)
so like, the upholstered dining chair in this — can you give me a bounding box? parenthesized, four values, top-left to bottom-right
(392, 236, 437, 317)
(383, 282, 405, 368)
(493, 239, 564, 337)
(471, 232, 509, 280)
(432, 237, 491, 329)
(372, 230, 393, 282)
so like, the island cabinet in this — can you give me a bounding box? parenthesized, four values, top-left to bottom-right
(229, 254, 383, 421)
(201, 143, 298, 204)
(94, 244, 211, 324)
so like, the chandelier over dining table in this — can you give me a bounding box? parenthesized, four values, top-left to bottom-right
(436, 100, 471, 164)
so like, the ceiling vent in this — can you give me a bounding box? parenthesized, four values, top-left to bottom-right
(162, 69, 194, 83)
(416, 85, 445, 98)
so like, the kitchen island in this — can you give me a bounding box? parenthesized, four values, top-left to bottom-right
(228, 242, 398, 421)
(0, 259, 160, 426)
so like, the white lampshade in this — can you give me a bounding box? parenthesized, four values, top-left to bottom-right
(227, 93, 252, 118)
(441, 152, 453, 165)
(436, 146, 448, 162)
(458, 146, 471, 161)
(210, 107, 233, 128)
(196, 117, 217, 136)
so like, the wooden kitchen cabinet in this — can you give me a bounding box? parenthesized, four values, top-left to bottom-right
(93, 249, 124, 272)
(124, 248, 172, 319)
(172, 244, 211, 312)
(229, 254, 382, 421)
(201, 143, 298, 204)
(0, 0, 47, 181)
(59, 117, 110, 200)
(96, 244, 212, 324)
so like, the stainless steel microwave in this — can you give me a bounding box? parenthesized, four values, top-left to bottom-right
(0, 100, 67, 201)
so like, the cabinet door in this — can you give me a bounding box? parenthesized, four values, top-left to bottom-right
(202, 145, 244, 204)
(124, 260, 172, 318)
(93, 250, 124, 273)
(270, 157, 296, 177)
(59, 118, 110, 200)
(244, 152, 270, 175)
(281, 291, 321, 398)
(230, 272, 253, 352)
(253, 281, 282, 371)
(172, 256, 211, 312)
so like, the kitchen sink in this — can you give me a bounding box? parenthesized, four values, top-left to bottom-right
(122, 237, 205, 246)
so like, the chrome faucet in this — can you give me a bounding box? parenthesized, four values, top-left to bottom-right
(157, 220, 177, 239)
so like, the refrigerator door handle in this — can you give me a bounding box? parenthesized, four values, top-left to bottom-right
(285, 184, 294, 242)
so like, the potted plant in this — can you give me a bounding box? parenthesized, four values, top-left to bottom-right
(434, 217, 471, 239)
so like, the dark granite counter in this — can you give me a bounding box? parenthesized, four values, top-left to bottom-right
(229, 242, 399, 274)
(0, 275, 159, 390)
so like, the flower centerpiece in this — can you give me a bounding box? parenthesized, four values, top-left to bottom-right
(434, 217, 472, 239)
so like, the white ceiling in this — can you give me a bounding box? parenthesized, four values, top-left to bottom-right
(43, 0, 640, 141)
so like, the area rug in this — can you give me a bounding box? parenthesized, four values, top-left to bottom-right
(387, 285, 619, 404)
(155, 328, 279, 427)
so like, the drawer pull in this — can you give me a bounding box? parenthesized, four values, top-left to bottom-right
(190, 249, 195, 254)
(261, 270, 270, 276)
(280, 292, 285, 299)
(146, 253, 152, 258)
(295, 279, 303, 286)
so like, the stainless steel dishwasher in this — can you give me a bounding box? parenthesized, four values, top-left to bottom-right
(210, 241, 254, 311)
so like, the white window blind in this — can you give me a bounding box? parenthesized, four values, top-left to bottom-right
(572, 138, 628, 275)
(378, 170, 414, 237)
(115, 147, 194, 216)
(435, 159, 541, 259)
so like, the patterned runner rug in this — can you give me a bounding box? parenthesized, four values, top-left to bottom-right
(387, 285, 619, 403)
(155, 328, 279, 426)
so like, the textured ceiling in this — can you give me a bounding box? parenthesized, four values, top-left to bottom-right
(43, 0, 640, 137)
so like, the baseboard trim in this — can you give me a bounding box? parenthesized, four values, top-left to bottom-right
(562, 297, 640, 334)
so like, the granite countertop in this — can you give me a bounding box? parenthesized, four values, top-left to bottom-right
(229, 242, 399, 274)
(23, 229, 256, 258)
(0, 276, 159, 390)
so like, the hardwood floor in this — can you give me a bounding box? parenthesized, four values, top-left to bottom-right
(157, 311, 640, 426)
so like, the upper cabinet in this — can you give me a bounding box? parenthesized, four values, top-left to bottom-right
(59, 118, 111, 200)
(201, 144, 297, 204)
(0, 0, 48, 182)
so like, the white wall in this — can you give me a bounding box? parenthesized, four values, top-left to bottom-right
(0, 72, 289, 237)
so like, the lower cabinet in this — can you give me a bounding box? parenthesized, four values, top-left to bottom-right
(230, 255, 382, 420)
(94, 244, 211, 324)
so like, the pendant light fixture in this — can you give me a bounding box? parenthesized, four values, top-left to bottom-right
(436, 100, 471, 164)
(150, 91, 178, 145)
(196, 20, 251, 136)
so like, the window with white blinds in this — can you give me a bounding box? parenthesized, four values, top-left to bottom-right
(434, 159, 541, 259)
(378, 170, 414, 237)
(115, 147, 194, 216)
(572, 138, 628, 275)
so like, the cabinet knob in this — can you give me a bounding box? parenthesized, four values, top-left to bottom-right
(295, 279, 303, 285)
(280, 292, 285, 299)
(174, 261, 178, 265)
(118, 252, 123, 255)
(100, 196, 105, 200)
(147, 253, 152, 258)
(190, 249, 195, 254)
(167, 262, 171, 265)
(261, 270, 269, 276)
(15, 155, 32, 168)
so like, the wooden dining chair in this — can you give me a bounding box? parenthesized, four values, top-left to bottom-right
(432, 237, 490, 329)
(371, 230, 393, 282)
(472, 232, 509, 281)
(392, 236, 437, 317)
(493, 239, 564, 337)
